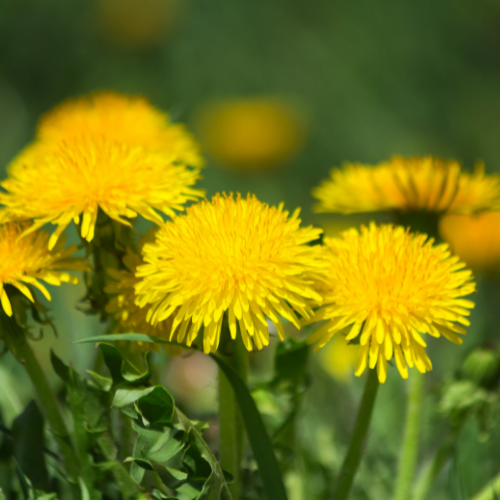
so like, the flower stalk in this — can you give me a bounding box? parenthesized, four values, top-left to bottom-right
(332, 367, 380, 500)
(393, 371, 424, 500)
(0, 312, 80, 482)
(219, 332, 249, 500)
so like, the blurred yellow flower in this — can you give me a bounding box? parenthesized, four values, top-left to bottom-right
(439, 212, 500, 272)
(33, 91, 203, 168)
(96, 0, 179, 48)
(196, 98, 305, 171)
(0, 92, 204, 249)
(318, 333, 359, 382)
(0, 223, 90, 317)
(305, 223, 476, 383)
(313, 156, 500, 215)
(135, 193, 326, 354)
(106, 246, 182, 356)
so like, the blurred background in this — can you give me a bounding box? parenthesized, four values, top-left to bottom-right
(1, 1, 500, 499)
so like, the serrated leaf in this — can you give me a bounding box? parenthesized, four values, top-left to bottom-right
(137, 387, 175, 426)
(113, 387, 156, 409)
(98, 343, 150, 385)
(86, 370, 113, 391)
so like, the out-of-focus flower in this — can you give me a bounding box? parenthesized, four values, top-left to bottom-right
(106, 246, 182, 356)
(305, 223, 476, 383)
(0, 223, 90, 317)
(439, 212, 500, 272)
(95, 0, 180, 48)
(136, 193, 326, 354)
(0, 92, 203, 248)
(313, 156, 500, 215)
(196, 98, 306, 171)
(318, 333, 359, 382)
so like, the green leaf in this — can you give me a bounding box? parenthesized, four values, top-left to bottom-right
(12, 401, 49, 492)
(211, 354, 289, 500)
(86, 370, 113, 392)
(94, 461, 139, 499)
(137, 387, 175, 426)
(98, 343, 150, 384)
(175, 409, 233, 500)
(75, 334, 189, 351)
(113, 387, 156, 409)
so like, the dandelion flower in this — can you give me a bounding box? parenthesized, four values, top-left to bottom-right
(106, 244, 182, 356)
(313, 156, 500, 215)
(28, 91, 202, 168)
(439, 212, 500, 272)
(135, 194, 326, 354)
(0, 137, 203, 249)
(0, 222, 90, 317)
(196, 98, 305, 170)
(305, 223, 476, 383)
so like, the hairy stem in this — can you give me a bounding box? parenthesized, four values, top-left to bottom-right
(393, 372, 424, 500)
(332, 368, 380, 500)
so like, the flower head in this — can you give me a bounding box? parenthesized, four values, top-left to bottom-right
(439, 212, 500, 272)
(313, 156, 500, 215)
(35, 92, 202, 168)
(106, 245, 182, 356)
(196, 98, 305, 170)
(135, 193, 326, 354)
(318, 334, 359, 383)
(0, 137, 203, 249)
(0, 222, 90, 317)
(305, 223, 476, 383)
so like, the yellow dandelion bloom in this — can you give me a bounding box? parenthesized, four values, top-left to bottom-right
(106, 247, 182, 356)
(305, 223, 476, 383)
(313, 156, 500, 215)
(196, 98, 305, 171)
(0, 137, 203, 249)
(439, 212, 500, 272)
(29, 91, 202, 168)
(0, 222, 90, 317)
(135, 194, 326, 354)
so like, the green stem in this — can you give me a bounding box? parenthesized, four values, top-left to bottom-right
(413, 424, 462, 500)
(1, 318, 80, 482)
(471, 471, 500, 500)
(219, 334, 249, 500)
(332, 368, 380, 500)
(393, 372, 424, 500)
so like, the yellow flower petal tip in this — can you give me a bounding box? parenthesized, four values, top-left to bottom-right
(135, 193, 327, 354)
(0, 222, 90, 317)
(439, 212, 500, 272)
(106, 241, 182, 357)
(196, 98, 306, 171)
(313, 156, 500, 215)
(307, 223, 476, 383)
(0, 92, 204, 247)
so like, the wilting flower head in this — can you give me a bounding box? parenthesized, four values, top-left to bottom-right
(106, 245, 181, 356)
(196, 98, 305, 171)
(0, 137, 203, 249)
(439, 212, 500, 272)
(313, 156, 500, 215)
(135, 193, 326, 354)
(0, 222, 90, 317)
(305, 223, 476, 383)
